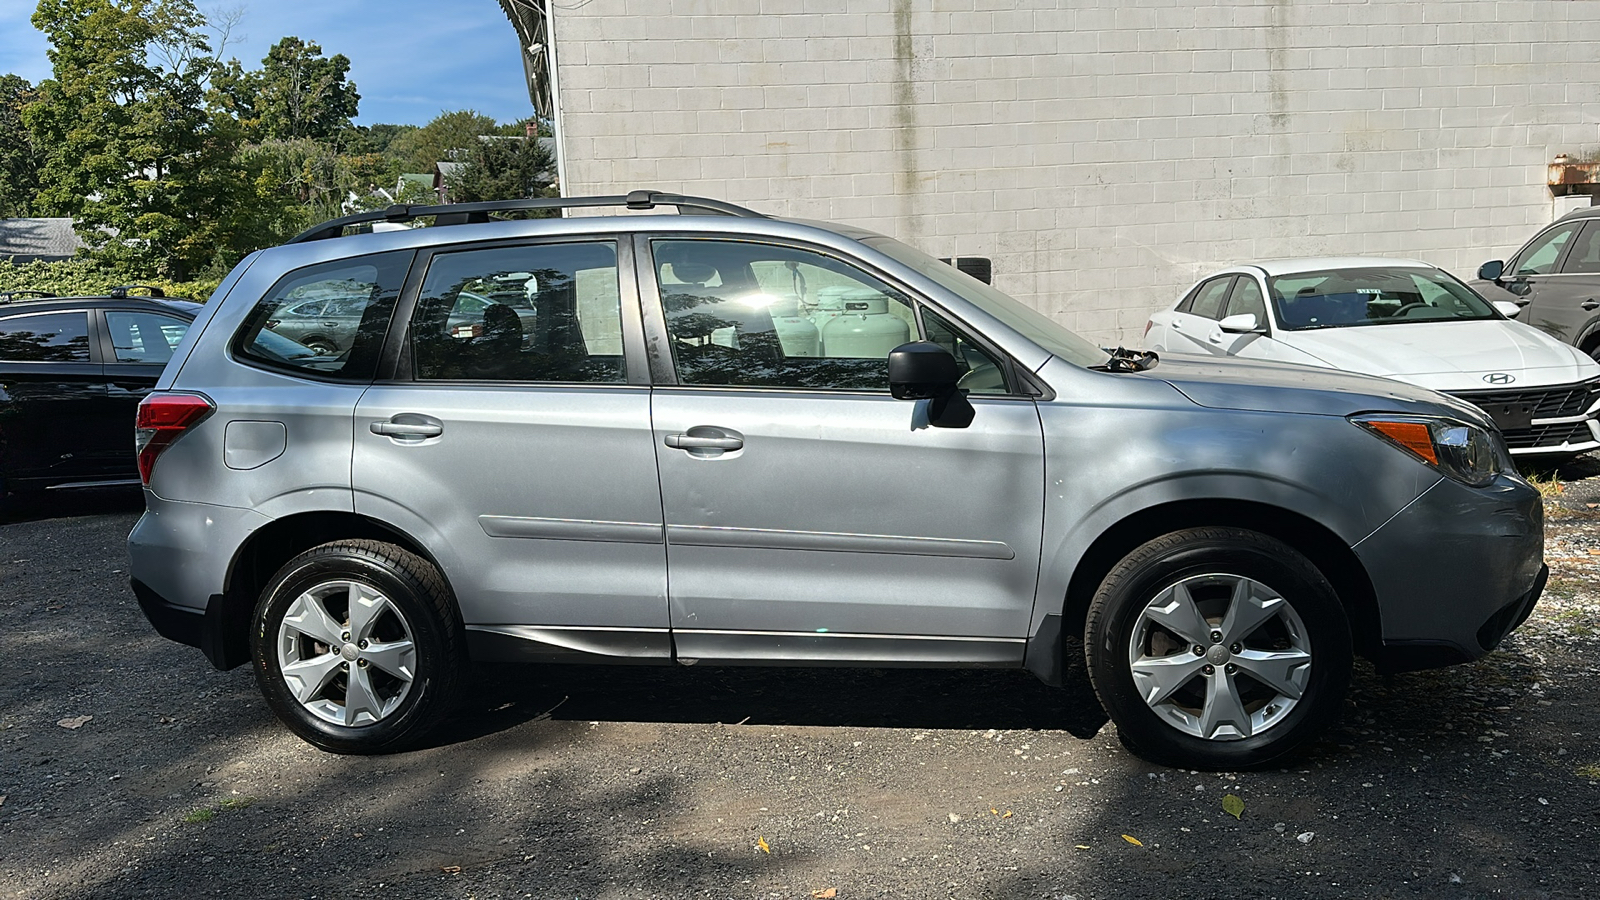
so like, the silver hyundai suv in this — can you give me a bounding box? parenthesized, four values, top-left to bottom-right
(129, 192, 1546, 769)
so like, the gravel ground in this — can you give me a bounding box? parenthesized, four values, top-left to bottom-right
(2, 464, 1599, 900)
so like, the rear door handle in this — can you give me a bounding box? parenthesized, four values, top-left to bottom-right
(1583, 299, 1599, 311)
(665, 434, 743, 451)
(371, 418, 443, 438)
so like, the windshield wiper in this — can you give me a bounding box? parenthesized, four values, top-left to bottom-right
(1094, 346, 1159, 372)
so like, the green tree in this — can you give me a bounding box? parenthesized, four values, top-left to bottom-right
(390, 109, 498, 172)
(446, 135, 555, 204)
(0, 75, 42, 216)
(25, 0, 252, 279)
(344, 122, 418, 157)
(251, 37, 359, 142)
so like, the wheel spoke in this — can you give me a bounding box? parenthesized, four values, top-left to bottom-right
(1199, 671, 1253, 739)
(1233, 647, 1312, 700)
(1130, 653, 1207, 706)
(346, 584, 389, 644)
(1144, 582, 1211, 647)
(1219, 579, 1285, 645)
(343, 664, 382, 726)
(280, 652, 343, 703)
(283, 593, 344, 646)
(362, 638, 416, 682)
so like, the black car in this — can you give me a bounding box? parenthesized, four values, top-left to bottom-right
(0, 287, 199, 494)
(1473, 207, 1600, 362)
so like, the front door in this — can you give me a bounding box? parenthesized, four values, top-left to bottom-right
(642, 236, 1045, 666)
(1523, 219, 1600, 351)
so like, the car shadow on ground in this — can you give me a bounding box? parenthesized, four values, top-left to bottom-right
(425, 661, 1113, 749)
(0, 486, 145, 524)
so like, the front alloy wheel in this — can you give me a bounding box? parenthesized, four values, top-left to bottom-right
(1086, 527, 1352, 770)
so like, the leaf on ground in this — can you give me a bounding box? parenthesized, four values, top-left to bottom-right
(1121, 834, 1143, 847)
(441, 865, 462, 874)
(757, 836, 771, 854)
(1001, 810, 1014, 819)
(1223, 793, 1245, 820)
(812, 889, 837, 899)
(1074, 844, 1090, 850)
(0, 795, 6, 808)
(57, 716, 91, 730)
(990, 807, 999, 816)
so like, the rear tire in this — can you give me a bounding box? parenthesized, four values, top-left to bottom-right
(251, 540, 464, 754)
(1084, 527, 1351, 770)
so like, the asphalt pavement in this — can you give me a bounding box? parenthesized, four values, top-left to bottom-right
(2, 469, 1598, 900)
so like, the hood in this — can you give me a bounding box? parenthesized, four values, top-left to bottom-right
(1280, 319, 1598, 386)
(1142, 354, 1494, 426)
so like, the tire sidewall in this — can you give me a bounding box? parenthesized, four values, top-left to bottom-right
(252, 548, 451, 753)
(1088, 532, 1352, 769)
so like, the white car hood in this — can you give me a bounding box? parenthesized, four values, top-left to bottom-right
(1281, 319, 1600, 388)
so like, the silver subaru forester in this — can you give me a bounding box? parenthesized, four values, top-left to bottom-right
(129, 192, 1546, 769)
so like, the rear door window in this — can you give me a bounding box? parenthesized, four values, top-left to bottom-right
(1186, 277, 1235, 320)
(0, 311, 92, 362)
(409, 241, 625, 383)
(105, 311, 189, 364)
(232, 251, 412, 381)
(1560, 221, 1600, 275)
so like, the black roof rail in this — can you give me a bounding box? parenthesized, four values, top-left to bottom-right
(108, 285, 166, 298)
(0, 289, 58, 303)
(286, 190, 765, 244)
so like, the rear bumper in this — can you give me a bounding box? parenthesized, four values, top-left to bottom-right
(1355, 473, 1545, 673)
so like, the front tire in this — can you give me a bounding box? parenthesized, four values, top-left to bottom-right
(1085, 527, 1352, 770)
(252, 540, 464, 754)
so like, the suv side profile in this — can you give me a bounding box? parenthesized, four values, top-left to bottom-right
(130, 193, 1546, 769)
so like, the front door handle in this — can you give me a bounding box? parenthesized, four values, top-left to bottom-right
(1582, 299, 1599, 311)
(665, 434, 743, 451)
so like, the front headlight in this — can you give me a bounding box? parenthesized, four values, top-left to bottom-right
(1350, 414, 1513, 487)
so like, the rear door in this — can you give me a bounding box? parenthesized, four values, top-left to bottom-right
(0, 309, 104, 487)
(353, 237, 670, 659)
(642, 235, 1045, 665)
(1166, 275, 1234, 355)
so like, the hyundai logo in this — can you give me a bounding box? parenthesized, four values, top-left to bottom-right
(1483, 372, 1516, 384)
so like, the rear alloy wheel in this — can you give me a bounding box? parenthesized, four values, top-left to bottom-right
(1085, 528, 1352, 769)
(252, 540, 463, 753)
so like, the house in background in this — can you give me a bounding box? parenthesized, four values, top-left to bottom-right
(0, 218, 83, 263)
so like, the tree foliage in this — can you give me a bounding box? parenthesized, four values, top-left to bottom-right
(248, 37, 359, 142)
(390, 109, 499, 172)
(0, 75, 43, 217)
(447, 135, 556, 205)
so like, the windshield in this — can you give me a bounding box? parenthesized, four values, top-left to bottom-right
(861, 236, 1110, 367)
(1268, 266, 1499, 331)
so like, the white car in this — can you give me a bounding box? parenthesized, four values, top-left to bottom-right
(1143, 257, 1600, 458)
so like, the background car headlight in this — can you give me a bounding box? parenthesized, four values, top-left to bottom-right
(1350, 414, 1512, 487)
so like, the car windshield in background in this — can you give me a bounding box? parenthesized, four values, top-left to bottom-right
(1269, 267, 1499, 331)
(861, 236, 1110, 368)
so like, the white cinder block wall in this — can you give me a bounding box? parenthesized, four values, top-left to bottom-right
(552, 0, 1600, 346)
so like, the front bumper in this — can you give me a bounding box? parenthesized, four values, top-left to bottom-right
(1354, 473, 1545, 673)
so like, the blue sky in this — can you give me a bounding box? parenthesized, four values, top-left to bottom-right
(0, 0, 534, 126)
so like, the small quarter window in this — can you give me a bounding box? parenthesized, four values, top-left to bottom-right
(0, 312, 91, 362)
(410, 241, 625, 383)
(233, 251, 411, 381)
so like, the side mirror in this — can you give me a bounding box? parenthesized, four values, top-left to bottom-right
(888, 341, 974, 428)
(1218, 313, 1263, 334)
(1493, 300, 1522, 319)
(1478, 260, 1505, 281)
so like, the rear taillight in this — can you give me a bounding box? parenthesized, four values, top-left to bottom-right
(135, 392, 214, 485)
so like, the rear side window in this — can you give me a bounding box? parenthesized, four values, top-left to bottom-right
(1562, 221, 1600, 275)
(232, 251, 412, 380)
(409, 241, 625, 383)
(106, 311, 189, 364)
(0, 311, 91, 362)
(1187, 277, 1235, 320)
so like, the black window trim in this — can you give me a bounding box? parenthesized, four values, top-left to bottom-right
(632, 231, 1040, 400)
(379, 233, 649, 388)
(0, 309, 98, 365)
